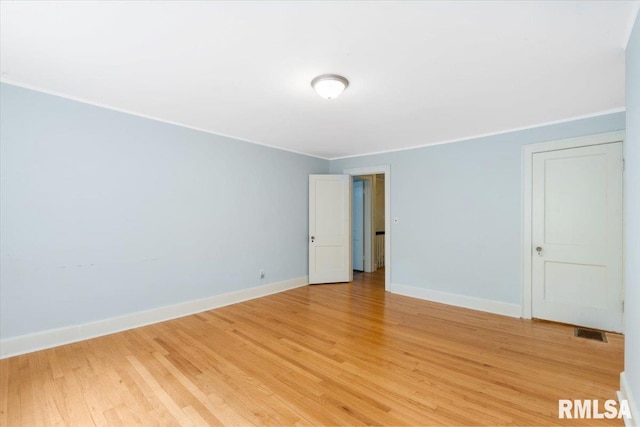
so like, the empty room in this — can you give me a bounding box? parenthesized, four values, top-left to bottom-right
(1, 1, 639, 426)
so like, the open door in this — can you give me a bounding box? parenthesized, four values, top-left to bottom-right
(309, 174, 353, 284)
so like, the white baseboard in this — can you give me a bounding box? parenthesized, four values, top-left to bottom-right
(0, 276, 308, 359)
(619, 371, 639, 427)
(389, 283, 521, 318)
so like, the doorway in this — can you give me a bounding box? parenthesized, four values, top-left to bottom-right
(344, 165, 390, 291)
(522, 131, 624, 332)
(352, 175, 384, 274)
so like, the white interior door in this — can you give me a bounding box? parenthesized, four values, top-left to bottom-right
(532, 142, 623, 332)
(309, 174, 353, 284)
(353, 180, 364, 271)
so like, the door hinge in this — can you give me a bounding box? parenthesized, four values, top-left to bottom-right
(622, 300, 625, 313)
(622, 158, 625, 171)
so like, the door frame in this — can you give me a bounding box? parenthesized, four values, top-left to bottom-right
(521, 130, 625, 319)
(344, 165, 391, 291)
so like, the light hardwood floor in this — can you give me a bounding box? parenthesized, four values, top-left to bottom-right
(0, 269, 625, 426)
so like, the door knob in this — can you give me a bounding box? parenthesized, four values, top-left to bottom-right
(536, 246, 542, 255)
(310, 236, 315, 242)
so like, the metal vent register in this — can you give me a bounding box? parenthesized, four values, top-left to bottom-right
(574, 327, 607, 342)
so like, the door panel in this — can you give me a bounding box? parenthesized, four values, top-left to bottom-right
(531, 142, 623, 331)
(309, 175, 352, 284)
(544, 154, 607, 245)
(315, 246, 346, 272)
(543, 262, 607, 308)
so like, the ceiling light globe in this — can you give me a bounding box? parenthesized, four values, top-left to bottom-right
(311, 74, 349, 100)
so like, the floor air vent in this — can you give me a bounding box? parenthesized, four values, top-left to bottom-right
(574, 327, 607, 342)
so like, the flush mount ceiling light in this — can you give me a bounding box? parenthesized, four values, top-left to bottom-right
(311, 74, 349, 100)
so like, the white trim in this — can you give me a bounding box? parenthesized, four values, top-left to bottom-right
(619, 371, 639, 427)
(343, 165, 391, 291)
(521, 130, 626, 319)
(330, 108, 625, 160)
(0, 79, 329, 161)
(0, 276, 308, 359)
(389, 283, 521, 318)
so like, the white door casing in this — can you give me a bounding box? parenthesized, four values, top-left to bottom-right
(309, 174, 353, 284)
(353, 180, 364, 271)
(530, 141, 623, 332)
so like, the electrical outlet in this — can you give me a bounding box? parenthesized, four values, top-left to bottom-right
(260, 269, 265, 279)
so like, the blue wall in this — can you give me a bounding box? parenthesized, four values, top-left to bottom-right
(0, 80, 629, 346)
(331, 112, 625, 305)
(624, 10, 640, 418)
(0, 83, 329, 339)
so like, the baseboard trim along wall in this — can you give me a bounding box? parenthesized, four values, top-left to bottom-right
(389, 283, 521, 318)
(619, 372, 639, 427)
(0, 276, 309, 359)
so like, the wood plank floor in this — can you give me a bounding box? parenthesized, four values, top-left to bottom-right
(0, 269, 624, 426)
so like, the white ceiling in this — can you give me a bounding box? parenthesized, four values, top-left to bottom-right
(1, 1, 638, 159)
